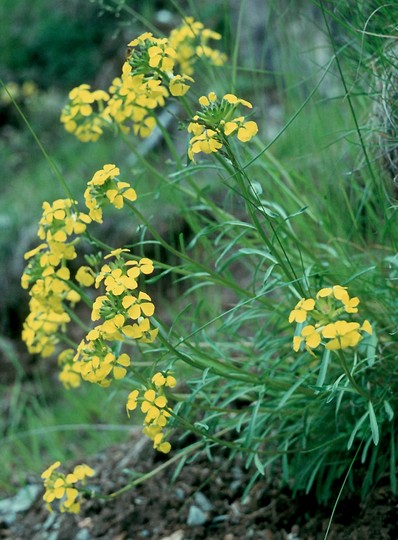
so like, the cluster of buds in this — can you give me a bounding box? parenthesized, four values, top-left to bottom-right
(187, 92, 258, 161)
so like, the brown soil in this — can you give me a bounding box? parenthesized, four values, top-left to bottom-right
(2, 432, 398, 540)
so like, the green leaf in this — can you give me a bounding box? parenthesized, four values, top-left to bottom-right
(347, 411, 369, 450)
(368, 401, 380, 446)
(316, 348, 330, 388)
(384, 400, 394, 422)
(366, 330, 378, 367)
(254, 453, 265, 476)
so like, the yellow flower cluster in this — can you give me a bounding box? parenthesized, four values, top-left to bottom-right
(60, 84, 110, 142)
(187, 92, 258, 161)
(59, 249, 157, 388)
(0, 80, 38, 105)
(21, 199, 90, 357)
(21, 165, 141, 364)
(168, 17, 227, 75)
(84, 163, 137, 223)
(289, 285, 372, 353)
(61, 19, 225, 142)
(126, 371, 176, 453)
(41, 461, 94, 513)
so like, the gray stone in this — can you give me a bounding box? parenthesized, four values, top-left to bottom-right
(194, 491, 213, 512)
(76, 528, 91, 540)
(0, 484, 41, 525)
(187, 505, 208, 526)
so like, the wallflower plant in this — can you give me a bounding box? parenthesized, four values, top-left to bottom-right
(18, 12, 397, 521)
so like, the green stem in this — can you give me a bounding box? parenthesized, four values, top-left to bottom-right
(220, 141, 305, 296)
(337, 350, 370, 400)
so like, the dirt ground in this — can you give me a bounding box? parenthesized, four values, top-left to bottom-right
(1, 431, 398, 540)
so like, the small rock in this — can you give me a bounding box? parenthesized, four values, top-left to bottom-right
(76, 528, 91, 540)
(0, 484, 41, 525)
(194, 492, 213, 512)
(212, 514, 228, 523)
(230, 480, 242, 493)
(174, 488, 185, 501)
(187, 505, 208, 526)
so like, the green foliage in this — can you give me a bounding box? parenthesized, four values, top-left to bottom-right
(0, 0, 118, 88)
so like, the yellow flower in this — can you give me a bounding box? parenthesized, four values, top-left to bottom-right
(59, 364, 81, 389)
(199, 92, 217, 107)
(301, 324, 322, 349)
(122, 292, 155, 319)
(224, 117, 258, 142)
(41, 461, 61, 480)
(122, 317, 158, 343)
(223, 93, 252, 108)
(73, 464, 95, 481)
(141, 389, 168, 423)
(113, 353, 130, 380)
(153, 432, 171, 454)
(344, 296, 360, 314)
(126, 257, 154, 275)
(316, 285, 349, 303)
(152, 372, 177, 388)
(101, 313, 125, 335)
(288, 298, 315, 323)
(103, 268, 138, 295)
(361, 320, 373, 335)
(76, 266, 95, 287)
(169, 74, 194, 96)
(60, 84, 109, 142)
(322, 321, 362, 350)
(41, 461, 94, 514)
(148, 44, 177, 72)
(126, 389, 140, 416)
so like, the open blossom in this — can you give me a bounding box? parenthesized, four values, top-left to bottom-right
(169, 74, 194, 96)
(289, 298, 315, 324)
(290, 285, 372, 353)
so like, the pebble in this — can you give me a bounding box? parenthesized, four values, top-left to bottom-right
(174, 488, 185, 501)
(0, 484, 40, 525)
(187, 505, 208, 526)
(76, 528, 91, 540)
(194, 491, 213, 512)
